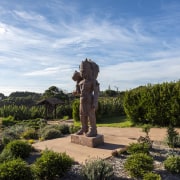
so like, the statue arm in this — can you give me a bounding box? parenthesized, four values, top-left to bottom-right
(73, 83, 80, 96)
(92, 81, 99, 109)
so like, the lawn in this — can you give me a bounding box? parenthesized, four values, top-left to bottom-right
(74, 116, 133, 128)
(97, 116, 133, 128)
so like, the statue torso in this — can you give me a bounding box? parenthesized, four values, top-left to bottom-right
(79, 79, 93, 97)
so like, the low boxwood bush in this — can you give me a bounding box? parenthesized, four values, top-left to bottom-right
(166, 125, 180, 148)
(32, 150, 73, 179)
(81, 158, 114, 180)
(143, 172, 161, 180)
(164, 156, 180, 174)
(5, 140, 32, 159)
(1, 115, 16, 127)
(21, 128, 39, 139)
(72, 99, 80, 121)
(40, 125, 63, 140)
(0, 158, 33, 180)
(63, 115, 69, 120)
(1, 128, 20, 145)
(142, 124, 152, 136)
(127, 142, 150, 154)
(1, 125, 28, 145)
(17, 118, 44, 130)
(1, 131, 19, 145)
(69, 125, 81, 134)
(40, 128, 62, 140)
(59, 124, 70, 134)
(0, 148, 15, 163)
(124, 153, 154, 178)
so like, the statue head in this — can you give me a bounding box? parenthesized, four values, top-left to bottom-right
(79, 58, 99, 81)
(80, 59, 93, 80)
(72, 70, 82, 82)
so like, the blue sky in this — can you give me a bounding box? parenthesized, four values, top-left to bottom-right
(0, 0, 180, 95)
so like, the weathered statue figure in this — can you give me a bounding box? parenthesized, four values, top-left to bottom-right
(72, 58, 100, 137)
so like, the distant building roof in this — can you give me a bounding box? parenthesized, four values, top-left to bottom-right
(37, 97, 64, 105)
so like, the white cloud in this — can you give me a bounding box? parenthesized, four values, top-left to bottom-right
(24, 64, 74, 76)
(99, 57, 180, 91)
(24, 67, 60, 76)
(14, 10, 44, 21)
(0, 1, 180, 95)
(0, 26, 6, 34)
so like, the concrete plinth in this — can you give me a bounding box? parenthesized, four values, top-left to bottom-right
(71, 134, 104, 148)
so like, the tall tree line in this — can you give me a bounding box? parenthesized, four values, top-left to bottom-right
(123, 81, 180, 126)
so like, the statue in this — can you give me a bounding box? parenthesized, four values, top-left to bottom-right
(72, 58, 100, 137)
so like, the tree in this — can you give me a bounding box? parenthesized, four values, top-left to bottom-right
(0, 93, 5, 100)
(104, 89, 118, 97)
(43, 86, 68, 101)
(0, 92, 41, 107)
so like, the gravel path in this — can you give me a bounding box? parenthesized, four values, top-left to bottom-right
(30, 125, 180, 179)
(61, 145, 180, 180)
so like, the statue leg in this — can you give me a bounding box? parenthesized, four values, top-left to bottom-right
(76, 115, 88, 135)
(86, 109, 97, 137)
(76, 101, 89, 135)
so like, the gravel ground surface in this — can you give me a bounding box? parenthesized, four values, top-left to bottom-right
(61, 143, 180, 180)
(28, 142, 180, 180)
(29, 125, 180, 179)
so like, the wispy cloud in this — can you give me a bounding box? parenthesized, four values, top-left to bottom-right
(100, 57, 180, 90)
(0, 0, 180, 95)
(24, 64, 74, 76)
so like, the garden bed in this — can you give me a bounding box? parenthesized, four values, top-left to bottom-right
(27, 142, 180, 180)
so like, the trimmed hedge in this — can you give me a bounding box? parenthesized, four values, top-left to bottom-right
(0, 158, 33, 180)
(32, 150, 74, 179)
(5, 140, 32, 159)
(123, 81, 180, 126)
(124, 153, 154, 178)
(164, 156, 180, 174)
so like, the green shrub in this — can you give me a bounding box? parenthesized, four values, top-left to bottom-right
(69, 125, 81, 134)
(142, 124, 152, 136)
(1, 131, 19, 145)
(58, 124, 70, 134)
(63, 115, 69, 120)
(81, 158, 114, 180)
(127, 142, 150, 154)
(0, 148, 15, 163)
(5, 140, 32, 159)
(124, 153, 154, 178)
(166, 125, 180, 148)
(175, 135, 180, 147)
(40, 124, 60, 132)
(32, 150, 73, 179)
(56, 104, 72, 119)
(21, 128, 39, 139)
(18, 118, 43, 130)
(123, 81, 180, 126)
(1, 115, 16, 126)
(72, 99, 80, 121)
(164, 156, 180, 174)
(0, 158, 33, 180)
(40, 128, 62, 140)
(143, 172, 161, 180)
(1, 125, 28, 145)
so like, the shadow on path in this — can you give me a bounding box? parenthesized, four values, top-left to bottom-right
(97, 142, 125, 150)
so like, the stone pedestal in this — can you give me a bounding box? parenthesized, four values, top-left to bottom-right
(71, 134, 104, 148)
